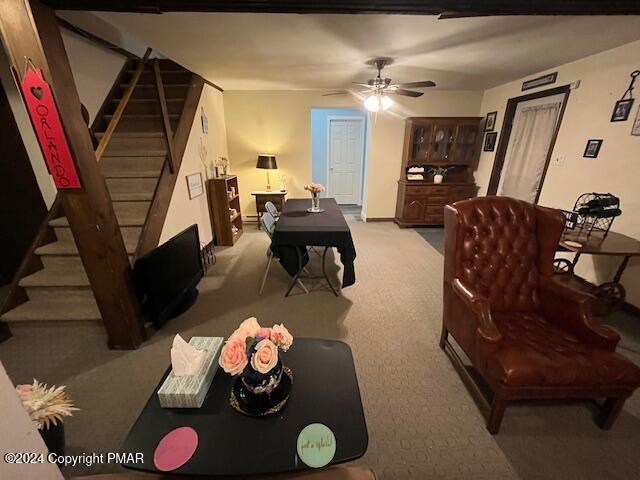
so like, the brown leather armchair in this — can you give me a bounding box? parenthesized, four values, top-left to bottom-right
(441, 196, 640, 434)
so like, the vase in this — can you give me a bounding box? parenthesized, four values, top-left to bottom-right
(231, 360, 293, 416)
(40, 423, 65, 457)
(433, 174, 444, 184)
(310, 192, 321, 212)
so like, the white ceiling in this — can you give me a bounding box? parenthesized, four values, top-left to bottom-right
(67, 12, 640, 91)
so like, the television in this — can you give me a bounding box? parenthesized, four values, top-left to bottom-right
(133, 224, 203, 328)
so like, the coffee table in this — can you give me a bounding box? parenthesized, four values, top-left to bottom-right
(121, 338, 368, 476)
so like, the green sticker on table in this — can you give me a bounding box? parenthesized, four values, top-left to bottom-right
(297, 423, 336, 468)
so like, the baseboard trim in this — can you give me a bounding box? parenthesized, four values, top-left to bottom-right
(365, 217, 394, 222)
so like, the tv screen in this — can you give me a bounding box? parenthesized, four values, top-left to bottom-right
(133, 224, 203, 328)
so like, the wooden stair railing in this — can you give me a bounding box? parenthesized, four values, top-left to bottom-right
(152, 59, 176, 173)
(95, 47, 152, 161)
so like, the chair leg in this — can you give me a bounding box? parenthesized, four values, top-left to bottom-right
(296, 278, 309, 294)
(259, 253, 274, 295)
(599, 396, 628, 430)
(487, 393, 507, 435)
(439, 325, 448, 349)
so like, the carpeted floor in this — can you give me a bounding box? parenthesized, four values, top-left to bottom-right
(1, 220, 639, 480)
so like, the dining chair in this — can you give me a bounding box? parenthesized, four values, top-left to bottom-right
(260, 212, 308, 295)
(265, 200, 279, 219)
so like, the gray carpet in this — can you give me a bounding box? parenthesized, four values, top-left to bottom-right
(1, 221, 639, 480)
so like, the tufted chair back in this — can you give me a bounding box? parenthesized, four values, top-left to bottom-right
(444, 196, 564, 312)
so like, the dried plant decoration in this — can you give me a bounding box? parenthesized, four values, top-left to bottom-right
(16, 380, 79, 430)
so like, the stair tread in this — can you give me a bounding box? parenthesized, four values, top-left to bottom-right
(1, 297, 101, 322)
(122, 83, 190, 87)
(36, 234, 138, 255)
(20, 264, 89, 287)
(104, 113, 179, 118)
(101, 170, 161, 179)
(95, 132, 164, 138)
(113, 98, 184, 103)
(112, 192, 154, 201)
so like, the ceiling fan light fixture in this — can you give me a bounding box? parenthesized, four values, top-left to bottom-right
(380, 95, 394, 111)
(364, 94, 381, 112)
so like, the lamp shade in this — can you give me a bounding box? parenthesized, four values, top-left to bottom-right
(256, 154, 278, 170)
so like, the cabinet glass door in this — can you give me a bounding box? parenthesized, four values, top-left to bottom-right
(431, 125, 454, 162)
(452, 125, 479, 164)
(410, 124, 433, 164)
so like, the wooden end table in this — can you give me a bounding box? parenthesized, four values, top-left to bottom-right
(252, 190, 287, 229)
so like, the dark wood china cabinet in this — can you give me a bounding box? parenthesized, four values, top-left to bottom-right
(395, 117, 482, 227)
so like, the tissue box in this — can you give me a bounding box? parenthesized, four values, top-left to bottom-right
(157, 336, 223, 408)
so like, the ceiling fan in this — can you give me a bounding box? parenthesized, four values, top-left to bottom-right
(324, 58, 436, 112)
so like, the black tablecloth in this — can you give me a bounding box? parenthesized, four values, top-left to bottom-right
(271, 198, 357, 287)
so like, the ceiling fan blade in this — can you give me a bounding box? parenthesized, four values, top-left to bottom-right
(389, 88, 424, 98)
(352, 81, 374, 87)
(393, 81, 436, 89)
(322, 91, 349, 96)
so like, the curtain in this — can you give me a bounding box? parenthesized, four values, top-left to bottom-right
(499, 102, 562, 202)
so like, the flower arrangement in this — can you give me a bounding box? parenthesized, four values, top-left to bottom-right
(304, 183, 325, 194)
(219, 317, 293, 377)
(427, 166, 453, 176)
(215, 156, 230, 176)
(15, 380, 78, 430)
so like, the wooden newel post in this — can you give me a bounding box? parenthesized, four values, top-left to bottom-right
(0, 0, 145, 349)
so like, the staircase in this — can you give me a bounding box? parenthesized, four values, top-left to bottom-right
(0, 58, 192, 325)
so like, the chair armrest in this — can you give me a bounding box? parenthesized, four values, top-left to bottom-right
(538, 277, 620, 350)
(452, 278, 503, 344)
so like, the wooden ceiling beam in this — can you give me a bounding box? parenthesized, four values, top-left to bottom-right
(41, 0, 640, 15)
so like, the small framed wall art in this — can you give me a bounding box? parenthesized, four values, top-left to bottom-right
(611, 99, 634, 122)
(611, 70, 638, 122)
(186, 172, 204, 199)
(484, 111, 497, 132)
(583, 139, 603, 158)
(484, 132, 498, 152)
(632, 107, 640, 136)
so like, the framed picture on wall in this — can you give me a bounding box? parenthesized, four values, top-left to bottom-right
(186, 172, 204, 199)
(484, 111, 497, 132)
(583, 139, 603, 158)
(611, 99, 634, 122)
(631, 107, 640, 136)
(484, 132, 498, 152)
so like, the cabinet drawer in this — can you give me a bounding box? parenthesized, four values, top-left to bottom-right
(405, 185, 449, 196)
(425, 195, 448, 205)
(426, 205, 444, 216)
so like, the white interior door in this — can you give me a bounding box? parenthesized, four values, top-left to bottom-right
(498, 93, 566, 202)
(328, 118, 364, 204)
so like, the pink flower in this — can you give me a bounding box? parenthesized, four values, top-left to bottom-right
(304, 183, 325, 194)
(256, 327, 272, 340)
(219, 337, 248, 376)
(15, 384, 32, 395)
(270, 324, 294, 351)
(230, 317, 261, 342)
(251, 339, 278, 374)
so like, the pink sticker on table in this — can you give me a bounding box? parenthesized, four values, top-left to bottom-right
(153, 426, 199, 472)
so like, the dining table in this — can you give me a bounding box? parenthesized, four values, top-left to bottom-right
(271, 198, 357, 297)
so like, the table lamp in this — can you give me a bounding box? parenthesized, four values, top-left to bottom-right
(256, 154, 277, 192)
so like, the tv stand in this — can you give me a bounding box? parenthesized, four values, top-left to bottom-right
(168, 287, 199, 320)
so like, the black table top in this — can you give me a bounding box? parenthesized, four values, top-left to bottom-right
(122, 338, 368, 476)
(274, 198, 350, 238)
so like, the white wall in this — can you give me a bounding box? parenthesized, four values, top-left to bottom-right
(477, 40, 640, 306)
(61, 28, 127, 123)
(0, 363, 64, 480)
(160, 84, 229, 245)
